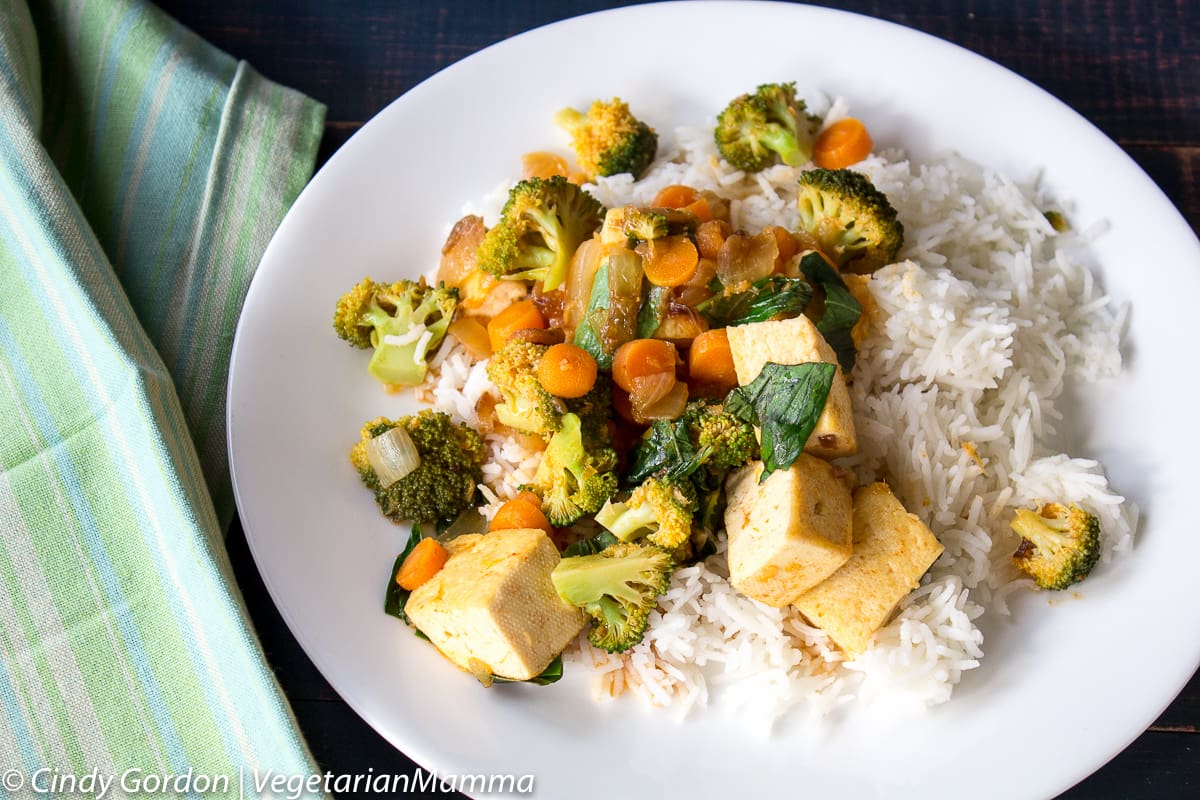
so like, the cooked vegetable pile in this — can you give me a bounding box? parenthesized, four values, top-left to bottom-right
(331, 85, 1107, 686)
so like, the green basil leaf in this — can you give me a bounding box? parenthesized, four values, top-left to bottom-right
(625, 419, 702, 485)
(697, 275, 812, 327)
(797, 252, 862, 372)
(727, 362, 836, 481)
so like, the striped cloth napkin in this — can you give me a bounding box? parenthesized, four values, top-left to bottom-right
(1, 0, 328, 793)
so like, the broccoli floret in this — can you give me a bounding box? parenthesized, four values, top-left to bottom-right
(600, 205, 699, 247)
(714, 82, 820, 173)
(682, 398, 758, 474)
(476, 176, 605, 292)
(618, 400, 755, 562)
(600, 205, 668, 245)
(595, 476, 696, 558)
(626, 399, 757, 485)
(551, 541, 675, 653)
(555, 98, 658, 180)
(486, 338, 566, 436)
(563, 372, 615, 445)
(333, 277, 458, 387)
(527, 412, 618, 526)
(796, 168, 904, 271)
(1010, 502, 1102, 591)
(350, 411, 486, 525)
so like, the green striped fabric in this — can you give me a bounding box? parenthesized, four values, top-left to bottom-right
(0, 0, 327, 794)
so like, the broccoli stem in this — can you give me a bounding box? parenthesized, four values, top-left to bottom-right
(595, 502, 658, 542)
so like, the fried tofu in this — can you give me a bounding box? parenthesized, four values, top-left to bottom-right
(725, 314, 857, 459)
(794, 482, 944, 657)
(724, 455, 854, 607)
(405, 528, 586, 681)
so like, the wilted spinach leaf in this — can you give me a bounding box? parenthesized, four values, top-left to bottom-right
(797, 252, 862, 372)
(625, 419, 702, 485)
(562, 530, 619, 557)
(697, 275, 812, 327)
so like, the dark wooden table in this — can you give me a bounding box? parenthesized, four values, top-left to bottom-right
(160, 1, 1199, 796)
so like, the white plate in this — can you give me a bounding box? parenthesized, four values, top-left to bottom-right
(228, 3, 1200, 798)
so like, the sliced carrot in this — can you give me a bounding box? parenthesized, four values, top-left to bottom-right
(537, 342, 598, 399)
(611, 338, 678, 393)
(688, 328, 738, 392)
(813, 117, 874, 169)
(513, 490, 542, 508)
(652, 184, 699, 209)
(521, 151, 569, 180)
(490, 496, 554, 535)
(486, 299, 546, 353)
(682, 196, 714, 223)
(641, 235, 700, 287)
(396, 537, 449, 591)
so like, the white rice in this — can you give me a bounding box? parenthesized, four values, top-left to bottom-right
(421, 99, 1135, 729)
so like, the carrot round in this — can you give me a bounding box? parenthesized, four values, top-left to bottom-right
(490, 496, 554, 536)
(611, 338, 678, 393)
(537, 342, 598, 398)
(514, 490, 542, 508)
(486, 299, 546, 353)
(688, 328, 738, 391)
(396, 537, 449, 591)
(521, 151, 569, 180)
(652, 184, 698, 209)
(813, 118, 874, 169)
(642, 236, 700, 287)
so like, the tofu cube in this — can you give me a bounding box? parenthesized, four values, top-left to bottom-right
(794, 482, 945, 656)
(724, 455, 854, 607)
(405, 528, 585, 681)
(725, 314, 857, 458)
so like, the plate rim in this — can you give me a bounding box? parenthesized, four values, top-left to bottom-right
(228, 3, 1200, 798)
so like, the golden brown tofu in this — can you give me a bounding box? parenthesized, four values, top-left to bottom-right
(794, 482, 945, 657)
(724, 456, 853, 607)
(405, 528, 586, 681)
(725, 314, 857, 458)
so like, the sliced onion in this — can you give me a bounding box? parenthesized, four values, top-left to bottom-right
(600, 248, 645, 351)
(652, 306, 708, 345)
(365, 425, 421, 488)
(630, 372, 688, 422)
(447, 316, 492, 361)
(630, 371, 675, 407)
(635, 381, 689, 422)
(437, 215, 486, 288)
(717, 230, 778, 286)
(563, 236, 604, 335)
